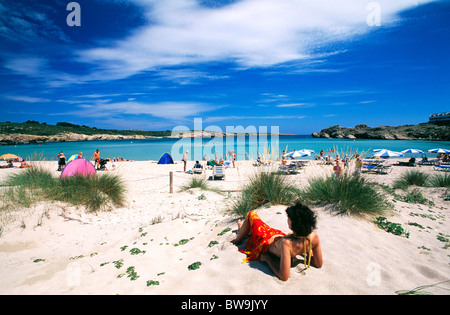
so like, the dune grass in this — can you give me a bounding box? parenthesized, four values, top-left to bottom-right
(231, 171, 301, 218)
(181, 177, 210, 191)
(1, 166, 126, 212)
(393, 170, 430, 189)
(301, 174, 390, 217)
(393, 169, 450, 189)
(428, 172, 450, 187)
(181, 176, 222, 194)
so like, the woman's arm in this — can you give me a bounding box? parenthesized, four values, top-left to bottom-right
(260, 239, 291, 281)
(310, 235, 323, 268)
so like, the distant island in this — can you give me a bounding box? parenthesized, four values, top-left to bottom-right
(312, 122, 450, 141)
(0, 121, 285, 145)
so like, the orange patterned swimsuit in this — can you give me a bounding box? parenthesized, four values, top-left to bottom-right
(239, 211, 286, 263)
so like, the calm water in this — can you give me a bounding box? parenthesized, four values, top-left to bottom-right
(1, 135, 449, 162)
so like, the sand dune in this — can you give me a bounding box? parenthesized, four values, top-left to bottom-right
(0, 160, 449, 295)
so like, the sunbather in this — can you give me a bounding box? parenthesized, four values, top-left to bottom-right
(231, 202, 323, 281)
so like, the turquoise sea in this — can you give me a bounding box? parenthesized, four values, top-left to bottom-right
(0, 136, 449, 162)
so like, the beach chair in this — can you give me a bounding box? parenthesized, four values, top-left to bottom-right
(193, 167, 203, 174)
(362, 164, 392, 174)
(433, 165, 450, 172)
(212, 165, 226, 180)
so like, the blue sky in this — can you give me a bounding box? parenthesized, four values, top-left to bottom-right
(0, 0, 449, 135)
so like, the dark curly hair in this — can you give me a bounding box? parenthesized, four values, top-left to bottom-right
(285, 201, 317, 236)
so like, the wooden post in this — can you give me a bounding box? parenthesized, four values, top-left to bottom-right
(169, 171, 173, 193)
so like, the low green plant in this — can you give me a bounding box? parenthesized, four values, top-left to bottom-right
(376, 217, 409, 238)
(188, 261, 202, 271)
(231, 171, 300, 217)
(182, 177, 209, 191)
(393, 170, 430, 189)
(1, 167, 126, 212)
(404, 189, 434, 206)
(302, 174, 389, 217)
(146, 280, 160, 286)
(428, 172, 450, 187)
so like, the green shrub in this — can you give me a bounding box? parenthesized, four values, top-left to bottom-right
(1, 167, 126, 212)
(231, 171, 300, 217)
(428, 172, 450, 187)
(376, 217, 410, 238)
(302, 174, 389, 217)
(393, 170, 430, 189)
(181, 177, 210, 191)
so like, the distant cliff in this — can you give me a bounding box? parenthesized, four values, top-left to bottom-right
(0, 121, 275, 145)
(312, 123, 450, 141)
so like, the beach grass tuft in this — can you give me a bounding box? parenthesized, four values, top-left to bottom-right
(181, 176, 210, 191)
(231, 171, 301, 217)
(301, 174, 389, 217)
(393, 170, 430, 189)
(181, 176, 222, 194)
(1, 166, 126, 212)
(428, 172, 450, 187)
(393, 169, 450, 188)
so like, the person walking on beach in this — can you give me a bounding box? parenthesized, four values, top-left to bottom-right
(93, 149, 100, 170)
(183, 150, 189, 173)
(231, 201, 323, 281)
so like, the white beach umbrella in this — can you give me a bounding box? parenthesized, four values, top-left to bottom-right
(298, 149, 314, 156)
(284, 150, 309, 158)
(373, 149, 404, 158)
(428, 148, 450, 154)
(401, 149, 424, 154)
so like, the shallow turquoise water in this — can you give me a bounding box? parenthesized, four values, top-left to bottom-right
(1, 136, 448, 162)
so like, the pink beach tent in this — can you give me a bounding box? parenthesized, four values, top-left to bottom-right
(60, 158, 97, 179)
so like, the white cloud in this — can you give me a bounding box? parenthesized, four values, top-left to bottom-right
(77, 0, 436, 81)
(53, 100, 218, 122)
(276, 103, 311, 108)
(3, 0, 437, 86)
(4, 95, 50, 103)
(204, 115, 306, 123)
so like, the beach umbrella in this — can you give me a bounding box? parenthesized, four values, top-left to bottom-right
(283, 150, 309, 158)
(67, 154, 78, 163)
(401, 149, 424, 155)
(428, 148, 450, 154)
(0, 153, 19, 160)
(373, 149, 404, 158)
(298, 149, 315, 155)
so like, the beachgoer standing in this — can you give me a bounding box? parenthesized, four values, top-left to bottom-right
(232, 150, 237, 168)
(333, 159, 343, 178)
(354, 154, 363, 176)
(57, 151, 66, 171)
(93, 149, 100, 170)
(183, 150, 189, 173)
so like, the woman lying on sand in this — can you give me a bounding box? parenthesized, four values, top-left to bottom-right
(231, 202, 323, 281)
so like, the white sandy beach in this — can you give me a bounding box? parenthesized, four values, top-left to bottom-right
(0, 159, 449, 295)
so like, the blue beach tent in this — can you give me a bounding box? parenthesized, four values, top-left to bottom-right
(157, 152, 174, 164)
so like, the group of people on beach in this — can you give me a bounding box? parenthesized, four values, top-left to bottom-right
(56, 149, 137, 172)
(182, 150, 237, 173)
(0, 158, 31, 169)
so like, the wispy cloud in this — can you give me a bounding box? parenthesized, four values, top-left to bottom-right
(4, 95, 50, 103)
(204, 115, 306, 123)
(2, 0, 438, 88)
(76, 0, 437, 82)
(276, 103, 313, 108)
(52, 100, 219, 122)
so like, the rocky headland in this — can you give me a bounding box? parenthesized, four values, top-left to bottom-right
(312, 123, 450, 141)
